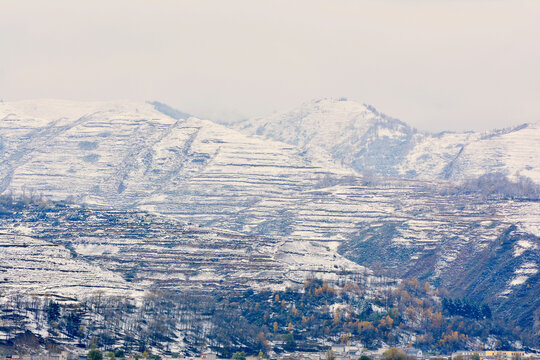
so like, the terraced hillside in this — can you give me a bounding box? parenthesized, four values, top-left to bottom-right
(0, 199, 379, 300)
(234, 98, 540, 182)
(0, 100, 345, 213)
(0, 99, 538, 335)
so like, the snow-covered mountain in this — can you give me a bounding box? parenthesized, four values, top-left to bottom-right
(234, 98, 416, 177)
(234, 98, 540, 183)
(0, 99, 538, 335)
(0, 99, 367, 289)
(0, 99, 341, 207)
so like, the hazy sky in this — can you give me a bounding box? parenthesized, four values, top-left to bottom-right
(1, 0, 539, 132)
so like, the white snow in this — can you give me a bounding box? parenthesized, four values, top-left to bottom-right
(1, 98, 539, 303)
(508, 262, 538, 287)
(513, 240, 538, 257)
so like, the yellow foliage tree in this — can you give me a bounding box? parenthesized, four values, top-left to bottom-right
(333, 310, 341, 325)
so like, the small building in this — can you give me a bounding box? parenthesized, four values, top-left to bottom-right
(452, 351, 482, 360)
(483, 351, 526, 360)
(406, 348, 423, 360)
(332, 345, 347, 354)
(200, 353, 217, 360)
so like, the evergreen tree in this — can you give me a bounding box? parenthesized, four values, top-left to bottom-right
(282, 332, 297, 352)
(47, 301, 60, 322)
(232, 351, 246, 360)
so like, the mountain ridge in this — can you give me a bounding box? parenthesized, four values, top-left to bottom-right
(0, 99, 538, 344)
(231, 97, 540, 183)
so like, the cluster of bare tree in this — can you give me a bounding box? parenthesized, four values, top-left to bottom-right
(443, 173, 540, 200)
(0, 275, 528, 357)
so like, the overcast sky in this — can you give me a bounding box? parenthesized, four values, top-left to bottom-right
(1, 0, 539, 132)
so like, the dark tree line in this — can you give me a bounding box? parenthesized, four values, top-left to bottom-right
(0, 277, 525, 356)
(442, 298, 492, 320)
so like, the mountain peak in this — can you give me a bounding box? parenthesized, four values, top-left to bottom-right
(230, 99, 540, 182)
(231, 98, 414, 175)
(296, 97, 372, 116)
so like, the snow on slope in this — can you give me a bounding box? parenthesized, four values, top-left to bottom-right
(0, 232, 136, 298)
(0, 99, 348, 205)
(235, 98, 415, 176)
(0, 99, 538, 302)
(0, 99, 538, 340)
(441, 123, 540, 181)
(234, 98, 540, 183)
(397, 131, 481, 179)
(0, 99, 368, 292)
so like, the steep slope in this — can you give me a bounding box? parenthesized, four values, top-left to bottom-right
(235, 98, 416, 176)
(0, 200, 293, 297)
(0, 99, 342, 209)
(0, 99, 538, 337)
(439, 123, 540, 181)
(0, 99, 367, 288)
(234, 98, 540, 183)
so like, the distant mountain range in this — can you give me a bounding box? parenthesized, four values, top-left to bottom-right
(233, 98, 540, 183)
(0, 99, 538, 343)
